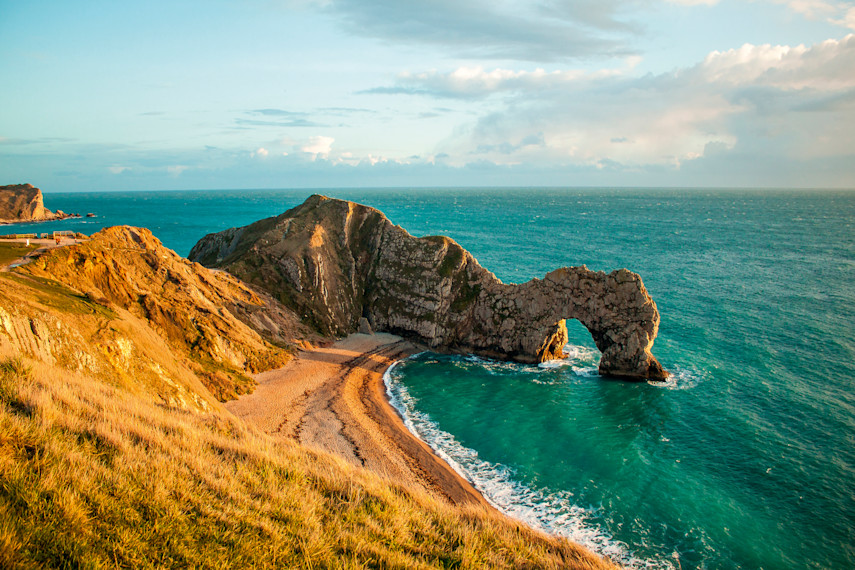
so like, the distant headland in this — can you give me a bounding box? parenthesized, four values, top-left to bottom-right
(0, 183, 79, 224)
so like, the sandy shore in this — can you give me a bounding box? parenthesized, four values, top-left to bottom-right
(227, 333, 490, 507)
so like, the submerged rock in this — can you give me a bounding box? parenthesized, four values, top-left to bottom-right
(190, 195, 668, 381)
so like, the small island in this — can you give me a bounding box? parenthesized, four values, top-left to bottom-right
(0, 183, 77, 224)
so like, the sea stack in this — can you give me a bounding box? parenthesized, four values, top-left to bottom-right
(190, 195, 668, 381)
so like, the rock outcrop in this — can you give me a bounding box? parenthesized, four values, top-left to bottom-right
(0, 183, 71, 223)
(190, 195, 668, 381)
(18, 226, 318, 400)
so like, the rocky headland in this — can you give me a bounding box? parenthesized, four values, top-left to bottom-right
(0, 183, 76, 224)
(190, 194, 667, 381)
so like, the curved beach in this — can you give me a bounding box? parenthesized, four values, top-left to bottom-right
(226, 332, 490, 508)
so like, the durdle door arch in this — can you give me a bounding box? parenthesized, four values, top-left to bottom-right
(190, 195, 668, 381)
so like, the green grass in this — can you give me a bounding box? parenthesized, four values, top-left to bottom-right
(0, 242, 38, 267)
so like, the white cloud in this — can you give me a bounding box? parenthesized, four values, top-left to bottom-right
(253, 147, 269, 158)
(108, 166, 130, 174)
(834, 6, 855, 30)
(422, 34, 855, 176)
(301, 136, 335, 159)
(697, 34, 855, 89)
(166, 165, 189, 176)
(373, 57, 641, 99)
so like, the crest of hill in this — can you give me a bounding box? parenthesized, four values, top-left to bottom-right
(12, 225, 316, 401)
(190, 194, 667, 380)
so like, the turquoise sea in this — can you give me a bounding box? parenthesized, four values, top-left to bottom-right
(9, 188, 854, 568)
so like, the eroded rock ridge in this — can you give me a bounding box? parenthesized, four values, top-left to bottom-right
(190, 195, 668, 380)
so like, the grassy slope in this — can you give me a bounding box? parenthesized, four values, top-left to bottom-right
(0, 351, 613, 569)
(0, 234, 616, 569)
(0, 242, 37, 267)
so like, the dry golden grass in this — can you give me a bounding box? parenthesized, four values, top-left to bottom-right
(0, 348, 616, 569)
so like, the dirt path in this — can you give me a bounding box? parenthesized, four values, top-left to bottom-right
(227, 333, 490, 507)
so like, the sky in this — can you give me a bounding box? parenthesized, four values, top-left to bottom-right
(1, 0, 854, 191)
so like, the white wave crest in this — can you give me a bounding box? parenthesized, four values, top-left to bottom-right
(647, 363, 706, 390)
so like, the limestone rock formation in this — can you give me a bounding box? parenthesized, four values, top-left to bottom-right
(0, 183, 71, 223)
(190, 195, 668, 381)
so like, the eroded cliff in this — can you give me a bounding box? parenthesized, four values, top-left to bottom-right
(0, 183, 69, 223)
(191, 195, 668, 381)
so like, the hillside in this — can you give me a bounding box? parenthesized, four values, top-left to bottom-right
(0, 231, 616, 568)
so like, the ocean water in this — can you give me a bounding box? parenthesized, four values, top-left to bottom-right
(9, 187, 855, 568)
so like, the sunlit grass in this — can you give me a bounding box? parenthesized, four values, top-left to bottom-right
(0, 351, 614, 569)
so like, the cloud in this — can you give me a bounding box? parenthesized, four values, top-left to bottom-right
(363, 59, 641, 100)
(696, 35, 855, 89)
(365, 61, 639, 99)
(365, 67, 585, 99)
(322, 0, 636, 61)
(0, 136, 76, 146)
(108, 166, 131, 174)
(301, 136, 335, 159)
(253, 147, 269, 158)
(416, 34, 855, 180)
(237, 109, 326, 128)
(766, 0, 855, 30)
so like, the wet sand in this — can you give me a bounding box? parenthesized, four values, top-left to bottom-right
(226, 332, 490, 507)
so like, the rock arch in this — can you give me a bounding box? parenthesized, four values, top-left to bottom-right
(190, 194, 668, 382)
(449, 266, 668, 381)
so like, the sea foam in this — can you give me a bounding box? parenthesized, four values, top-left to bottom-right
(384, 356, 677, 570)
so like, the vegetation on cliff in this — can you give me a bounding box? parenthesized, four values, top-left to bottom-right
(0, 227, 614, 569)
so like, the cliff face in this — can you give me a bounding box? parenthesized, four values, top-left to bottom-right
(0, 183, 64, 222)
(191, 195, 667, 381)
(14, 226, 316, 401)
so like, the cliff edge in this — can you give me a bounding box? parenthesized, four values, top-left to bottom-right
(0, 183, 69, 223)
(190, 195, 667, 381)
